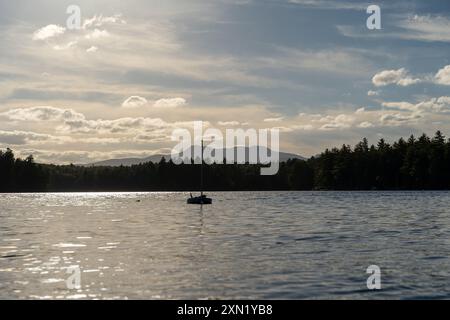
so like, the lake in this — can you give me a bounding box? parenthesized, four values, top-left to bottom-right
(1, 191, 450, 299)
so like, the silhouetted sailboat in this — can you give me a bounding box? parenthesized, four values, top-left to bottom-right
(187, 139, 212, 205)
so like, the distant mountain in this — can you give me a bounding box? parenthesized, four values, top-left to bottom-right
(86, 154, 166, 167)
(87, 147, 305, 167)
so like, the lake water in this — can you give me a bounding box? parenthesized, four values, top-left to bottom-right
(1, 191, 450, 300)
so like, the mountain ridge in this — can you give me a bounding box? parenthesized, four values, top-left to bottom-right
(86, 147, 305, 167)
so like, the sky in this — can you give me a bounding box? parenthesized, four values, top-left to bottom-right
(0, 0, 450, 163)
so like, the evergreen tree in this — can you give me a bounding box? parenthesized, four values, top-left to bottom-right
(2, 131, 450, 192)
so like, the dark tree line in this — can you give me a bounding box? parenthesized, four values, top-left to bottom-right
(310, 131, 450, 190)
(1, 131, 450, 192)
(0, 149, 48, 192)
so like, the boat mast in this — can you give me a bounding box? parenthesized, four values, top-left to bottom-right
(201, 139, 204, 197)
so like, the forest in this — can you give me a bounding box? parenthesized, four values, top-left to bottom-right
(1, 131, 450, 192)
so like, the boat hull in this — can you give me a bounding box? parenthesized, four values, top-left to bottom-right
(187, 197, 212, 205)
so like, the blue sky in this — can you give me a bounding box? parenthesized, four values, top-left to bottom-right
(0, 0, 450, 163)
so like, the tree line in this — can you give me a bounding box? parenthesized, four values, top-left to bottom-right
(1, 131, 450, 192)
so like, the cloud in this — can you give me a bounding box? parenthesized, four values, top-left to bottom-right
(396, 15, 450, 43)
(358, 121, 374, 128)
(435, 65, 450, 85)
(86, 46, 98, 53)
(85, 29, 110, 40)
(20, 11, 302, 103)
(288, 97, 450, 131)
(0, 106, 84, 122)
(81, 137, 122, 145)
(53, 41, 77, 51)
(32, 24, 66, 41)
(122, 96, 148, 108)
(217, 121, 240, 126)
(383, 97, 450, 114)
(380, 113, 422, 126)
(58, 113, 200, 135)
(371, 65, 450, 88)
(291, 124, 314, 131)
(0, 130, 67, 145)
(317, 114, 355, 130)
(372, 68, 421, 87)
(338, 15, 450, 43)
(0, 129, 138, 148)
(82, 14, 126, 29)
(261, 47, 374, 76)
(288, 0, 366, 10)
(382, 101, 416, 112)
(121, 96, 187, 109)
(153, 97, 187, 108)
(59, 117, 168, 134)
(5, 2, 450, 160)
(367, 90, 379, 96)
(32, 14, 123, 54)
(264, 117, 284, 122)
(0, 106, 201, 138)
(132, 133, 169, 143)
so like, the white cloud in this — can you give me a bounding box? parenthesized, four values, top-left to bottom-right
(53, 41, 77, 51)
(367, 90, 379, 96)
(83, 14, 126, 29)
(262, 47, 374, 76)
(380, 113, 422, 126)
(0, 106, 84, 122)
(21, 12, 298, 100)
(291, 124, 314, 131)
(153, 97, 187, 108)
(32, 24, 66, 41)
(318, 114, 355, 130)
(85, 29, 110, 40)
(122, 96, 187, 109)
(59, 117, 168, 134)
(133, 133, 169, 143)
(0, 106, 201, 137)
(397, 15, 450, 43)
(86, 46, 99, 53)
(264, 117, 284, 122)
(435, 65, 450, 85)
(358, 121, 374, 128)
(397, 78, 422, 87)
(372, 68, 421, 87)
(288, 98, 450, 131)
(0, 130, 68, 145)
(382, 101, 416, 112)
(122, 96, 148, 108)
(82, 137, 122, 145)
(217, 121, 240, 126)
(338, 15, 450, 43)
(383, 97, 450, 114)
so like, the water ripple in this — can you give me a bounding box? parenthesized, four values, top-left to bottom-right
(1, 191, 450, 299)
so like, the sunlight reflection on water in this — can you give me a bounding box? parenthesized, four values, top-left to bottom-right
(1, 191, 450, 299)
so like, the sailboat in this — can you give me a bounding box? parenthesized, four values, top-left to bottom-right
(187, 139, 212, 205)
